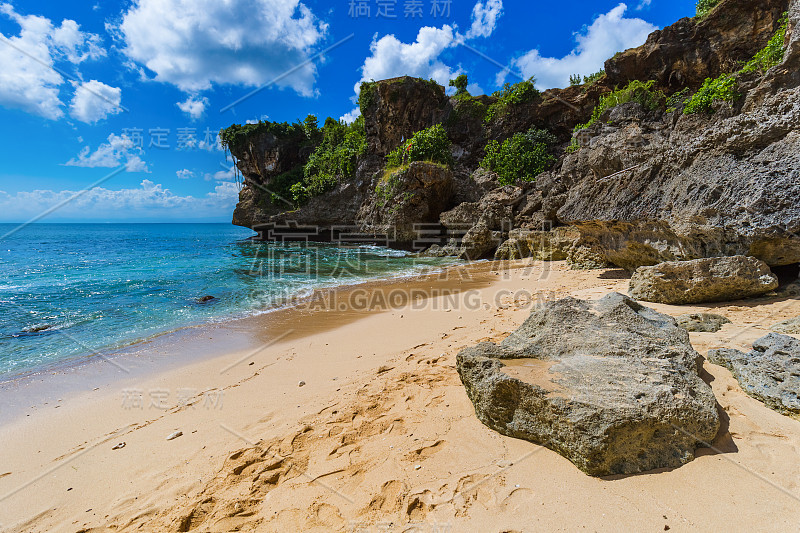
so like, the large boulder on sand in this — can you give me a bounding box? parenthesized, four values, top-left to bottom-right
(708, 333, 800, 418)
(456, 293, 720, 477)
(629, 256, 779, 305)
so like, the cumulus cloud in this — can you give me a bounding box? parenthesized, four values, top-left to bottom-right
(509, 3, 656, 89)
(65, 133, 149, 173)
(340, 107, 361, 124)
(636, 0, 652, 10)
(176, 169, 195, 180)
(465, 0, 503, 39)
(354, 0, 504, 95)
(177, 96, 208, 120)
(113, 0, 327, 96)
(69, 80, 123, 123)
(356, 25, 460, 93)
(0, 3, 105, 119)
(203, 167, 236, 182)
(0, 180, 240, 221)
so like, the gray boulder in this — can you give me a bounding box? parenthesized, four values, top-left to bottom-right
(771, 316, 800, 335)
(456, 293, 720, 477)
(708, 333, 800, 417)
(677, 313, 732, 333)
(629, 256, 779, 305)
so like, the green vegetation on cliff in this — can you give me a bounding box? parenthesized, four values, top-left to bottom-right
(219, 120, 305, 151)
(684, 74, 739, 114)
(291, 116, 367, 204)
(481, 128, 557, 186)
(485, 77, 540, 123)
(695, 0, 720, 19)
(684, 13, 787, 115)
(574, 80, 665, 132)
(742, 13, 789, 74)
(386, 123, 452, 168)
(358, 81, 378, 113)
(449, 74, 469, 96)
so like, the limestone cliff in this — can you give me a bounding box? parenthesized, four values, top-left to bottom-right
(226, 0, 799, 268)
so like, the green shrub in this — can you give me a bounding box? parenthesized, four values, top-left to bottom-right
(574, 79, 665, 132)
(583, 70, 605, 85)
(445, 92, 488, 125)
(684, 74, 739, 114)
(480, 128, 557, 185)
(386, 124, 453, 167)
(449, 74, 469, 95)
(291, 116, 367, 204)
(741, 13, 789, 74)
(358, 81, 378, 113)
(695, 0, 720, 18)
(569, 74, 582, 87)
(485, 77, 540, 123)
(665, 88, 692, 113)
(219, 121, 305, 151)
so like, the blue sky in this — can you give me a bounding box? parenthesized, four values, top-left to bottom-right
(0, 0, 696, 223)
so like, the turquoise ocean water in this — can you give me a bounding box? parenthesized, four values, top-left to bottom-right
(0, 224, 454, 379)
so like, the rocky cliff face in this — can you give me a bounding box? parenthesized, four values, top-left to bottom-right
(606, 0, 789, 90)
(227, 0, 799, 272)
(557, 0, 799, 270)
(228, 126, 315, 228)
(361, 77, 449, 156)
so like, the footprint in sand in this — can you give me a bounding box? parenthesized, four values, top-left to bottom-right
(405, 440, 446, 461)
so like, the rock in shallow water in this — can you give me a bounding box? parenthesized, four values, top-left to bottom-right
(456, 293, 720, 477)
(708, 333, 800, 418)
(629, 256, 779, 305)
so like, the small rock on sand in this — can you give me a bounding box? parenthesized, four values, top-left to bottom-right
(298, 381, 306, 387)
(166, 431, 183, 441)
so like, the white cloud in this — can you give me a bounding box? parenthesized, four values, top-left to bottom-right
(65, 133, 149, 173)
(177, 96, 208, 120)
(510, 3, 656, 90)
(113, 0, 327, 96)
(202, 168, 235, 181)
(69, 80, 123, 123)
(636, 0, 652, 10)
(354, 1, 503, 95)
(340, 107, 361, 124)
(0, 180, 240, 221)
(176, 169, 195, 180)
(356, 25, 460, 92)
(0, 3, 105, 119)
(467, 82, 484, 95)
(465, 0, 503, 39)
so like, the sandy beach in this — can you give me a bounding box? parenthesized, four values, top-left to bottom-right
(1, 261, 799, 532)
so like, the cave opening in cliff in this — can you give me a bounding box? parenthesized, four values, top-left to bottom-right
(772, 263, 800, 286)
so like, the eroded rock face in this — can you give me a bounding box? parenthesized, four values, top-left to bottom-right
(605, 0, 790, 91)
(228, 127, 315, 229)
(558, 33, 800, 270)
(457, 293, 720, 477)
(677, 313, 732, 333)
(629, 256, 779, 304)
(494, 227, 611, 270)
(361, 77, 449, 156)
(708, 333, 800, 417)
(356, 162, 455, 246)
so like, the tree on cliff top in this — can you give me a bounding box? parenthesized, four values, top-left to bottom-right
(449, 75, 469, 96)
